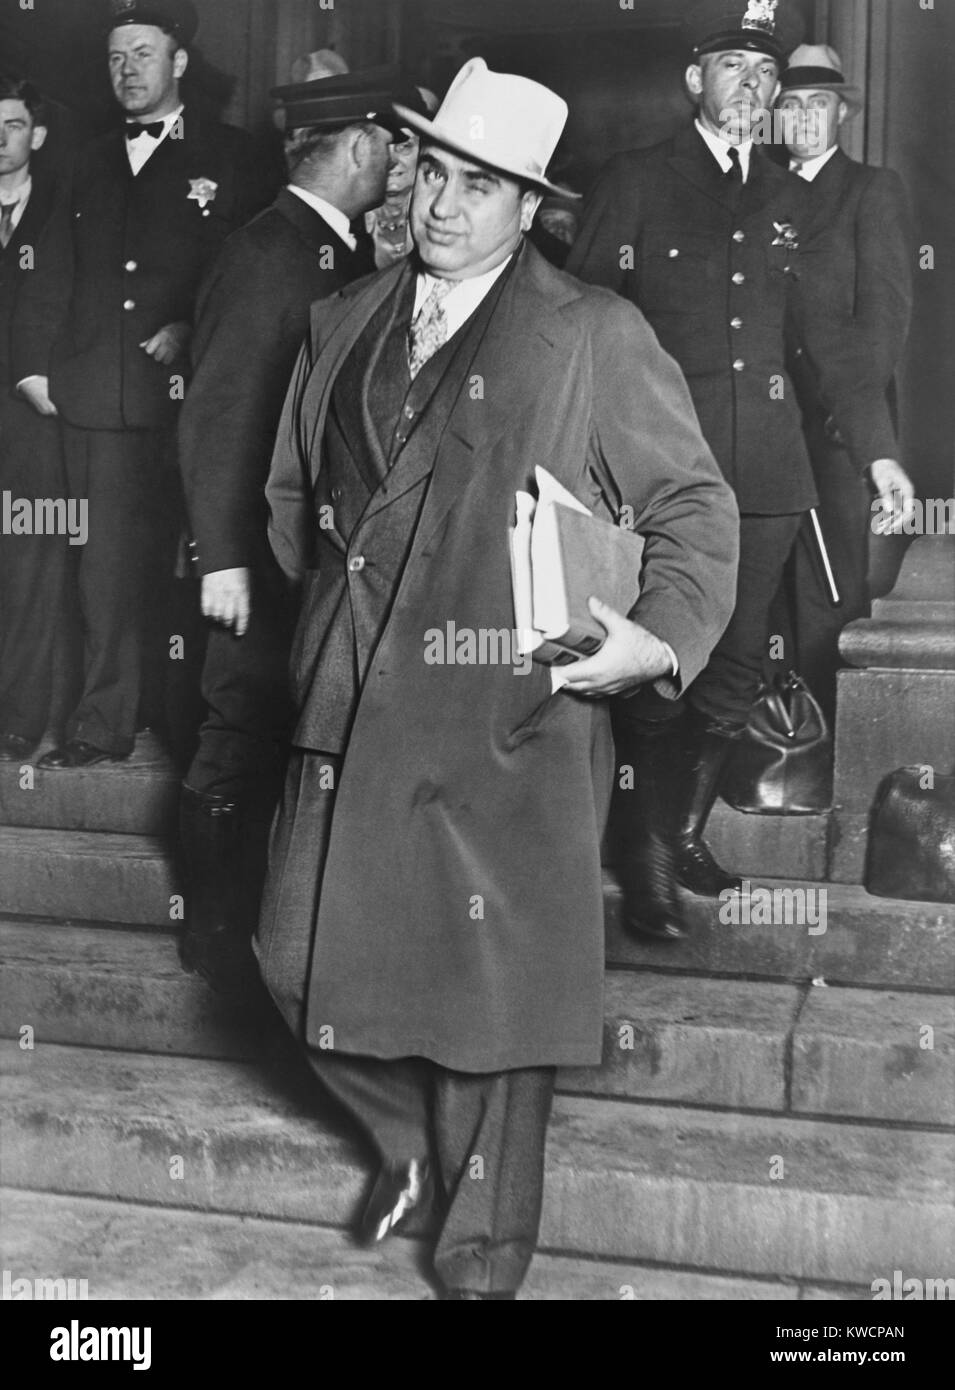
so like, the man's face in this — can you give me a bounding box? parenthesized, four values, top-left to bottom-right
(688, 49, 781, 143)
(411, 144, 540, 280)
(0, 99, 45, 178)
(385, 129, 420, 201)
(777, 89, 845, 161)
(363, 124, 396, 211)
(108, 24, 187, 118)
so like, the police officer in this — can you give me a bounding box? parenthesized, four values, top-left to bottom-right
(15, 0, 267, 770)
(567, 0, 913, 939)
(176, 70, 407, 995)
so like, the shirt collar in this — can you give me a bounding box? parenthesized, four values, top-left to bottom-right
(413, 252, 514, 336)
(0, 176, 31, 211)
(789, 144, 840, 182)
(287, 185, 355, 250)
(694, 118, 753, 181)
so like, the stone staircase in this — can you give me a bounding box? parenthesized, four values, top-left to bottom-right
(1, 734, 954, 1300)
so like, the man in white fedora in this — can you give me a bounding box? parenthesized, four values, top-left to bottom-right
(773, 45, 914, 722)
(255, 57, 738, 1299)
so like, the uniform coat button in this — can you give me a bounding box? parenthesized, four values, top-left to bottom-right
(733, 359, 745, 372)
(331, 486, 343, 502)
(733, 230, 745, 243)
(125, 259, 138, 272)
(730, 316, 743, 329)
(668, 247, 680, 258)
(123, 298, 136, 310)
(348, 555, 366, 573)
(403, 404, 415, 419)
(732, 272, 745, 285)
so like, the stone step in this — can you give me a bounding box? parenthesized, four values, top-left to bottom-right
(0, 732, 178, 835)
(4, 810, 953, 994)
(0, 920, 798, 1111)
(7, 920, 953, 1124)
(0, 1188, 821, 1300)
(606, 876, 955, 992)
(2, 1043, 952, 1284)
(0, 829, 178, 927)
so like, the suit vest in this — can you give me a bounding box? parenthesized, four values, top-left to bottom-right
(294, 257, 516, 752)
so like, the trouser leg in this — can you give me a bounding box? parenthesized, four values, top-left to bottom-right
(62, 426, 178, 756)
(0, 402, 70, 742)
(433, 1065, 555, 1295)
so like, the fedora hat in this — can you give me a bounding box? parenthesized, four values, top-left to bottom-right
(392, 57, 575, 198)
(779, 44, 864, 113)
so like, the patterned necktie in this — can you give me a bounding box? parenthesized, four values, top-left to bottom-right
(0, 203, 17, 250)
(408, 279, 453, 379)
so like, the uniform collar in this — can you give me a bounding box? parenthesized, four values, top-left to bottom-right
(694, 118, 754, 182)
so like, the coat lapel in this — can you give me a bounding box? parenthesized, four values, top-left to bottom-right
(406, 243, 580, 557)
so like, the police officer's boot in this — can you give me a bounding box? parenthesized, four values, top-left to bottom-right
(610, 716, 687, 941)
(673, 713, 744, 897)
(178, 784, 263, 1000)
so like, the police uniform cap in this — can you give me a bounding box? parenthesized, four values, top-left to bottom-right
(271, 67, 420, 139)
(682, 0, 804, 66)
(105, 0, 199, 45)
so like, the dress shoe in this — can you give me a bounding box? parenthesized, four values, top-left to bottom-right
(444, 1290, 517, 1300)
(0, 733, 37, 763)
(37, 740, 125, 770)
(359, 1158, 432, 1244)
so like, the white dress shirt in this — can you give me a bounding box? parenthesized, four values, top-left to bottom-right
(412, 254, 514, 339)
(287, 185, 356, 250)
(125, 104, 184, 176)
(789, 144, 840, 182)
(0, 176, 32, 236)
(695, 119, 754, 182)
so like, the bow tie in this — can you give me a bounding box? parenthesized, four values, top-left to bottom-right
(126, 121, 164, 141)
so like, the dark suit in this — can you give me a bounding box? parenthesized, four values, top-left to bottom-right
(256, 242, 738, 1290)
(0, 173, 71, 744)
(567, 124, 896, 728)
(778, 150, 912, 718)
(14, 109, 266, 756)
(179, 188, 375, 801)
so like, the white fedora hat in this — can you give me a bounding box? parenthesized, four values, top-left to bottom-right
(392, 57, 576, 197)
(779, 44, 864, 115)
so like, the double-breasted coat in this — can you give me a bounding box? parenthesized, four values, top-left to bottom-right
(14, 106, 269, 430)
(565, 123, 900, 512)
(264, 243, 739, 1073)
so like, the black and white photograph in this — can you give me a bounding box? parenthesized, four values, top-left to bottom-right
(0, 0, 952, 1336)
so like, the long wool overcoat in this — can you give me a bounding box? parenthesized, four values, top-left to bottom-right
(265, 243, 739, 1073)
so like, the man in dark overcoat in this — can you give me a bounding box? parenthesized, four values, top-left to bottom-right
(773, 45, 913, 723)
(14, 0, 268, 769)
(256, 58, 739, 1299)
(0, 79, 69, 762)
(176, 71, 408, 993)
(566, 0, 914, 940)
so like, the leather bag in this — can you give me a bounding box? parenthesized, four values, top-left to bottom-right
(721, 671, 832, 815)
(865, 767, 955, 904)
